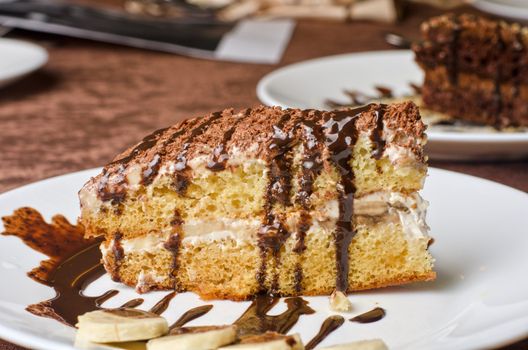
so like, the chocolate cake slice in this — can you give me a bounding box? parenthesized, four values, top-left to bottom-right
(413, 14, 528, 128)
(79, 102, 435, 300)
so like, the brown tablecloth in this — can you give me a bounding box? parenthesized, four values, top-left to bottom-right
(0, 2, 526, 349)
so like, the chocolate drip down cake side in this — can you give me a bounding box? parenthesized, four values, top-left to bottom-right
(79, 102, 435, 300)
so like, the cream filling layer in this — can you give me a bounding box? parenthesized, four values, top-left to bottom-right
(103, 191, 429, 257)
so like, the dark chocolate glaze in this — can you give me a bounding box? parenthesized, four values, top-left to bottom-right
(323, 105, 370, 292)
(234, 296, 315, 337)
(370, 105, 387, 160)
(350, 307, 386, 323)
(110, 232, 124, 282)
(120, 298, 144, 308)
(170, 304, 214, 330)
(149, 292, 176, 315)
(207, 109, 248, 171)
(305, 315, 345, 350)
(447, 15, 461, 86)
(257, 112, 294, 292)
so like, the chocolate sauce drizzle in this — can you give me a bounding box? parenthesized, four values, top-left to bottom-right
(149, 292, 176, 315)
(350, 307, 386, 323)
(164, 225, 182, 289)
(173, 111, 223, 192)
(120, 298, 144, 308)
(110, 232, 124, 282)
(257, 112, 294, 292)
(370, 105, 387, 160)
(170, 304, 213, 330)
(97, 166, 127, 205)
(305, 315, 345, 350)
(293, 116, 325, 293)
(1, 208, 116, 326)
(98, 127, 169, 203)
(142, 154, 162, 186)
(110, 127, 169, 167)
(323, 106, 370, 292)
(234, 296, 315, 337)
(207, 109, 248, 171)
(175, 112, 224, 169)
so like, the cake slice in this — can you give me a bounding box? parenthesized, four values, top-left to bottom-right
(413, 13, 528, 128)
(79, 102, 434, 300)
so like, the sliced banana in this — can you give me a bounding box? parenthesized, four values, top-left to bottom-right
(76, 308, 168, 343)
(75, 334, 146, 350)
(147, 325, 237, 350)
(320, 339, 388, 350)
(219, 332, 304, 350)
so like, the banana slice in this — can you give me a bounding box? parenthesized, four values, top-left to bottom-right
(219, 332, 304, 350)
(320, 339, 388, 350)
(76, 308, 168, 343)
(147, 325, 237, 350)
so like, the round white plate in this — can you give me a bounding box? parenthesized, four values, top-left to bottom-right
(257, 50, 528, 161)
(473, 0, 528, 21)
(0, 38, 48, 88)
(1, 168, 527, 349)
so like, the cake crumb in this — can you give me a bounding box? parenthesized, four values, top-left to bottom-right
(330, 290, 352, 312)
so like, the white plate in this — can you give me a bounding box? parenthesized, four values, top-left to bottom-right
(1, 168, 528, 349)
(0, 38, 48, 88)
(473, 0, 528, 21)
(256, 50, 528, 161)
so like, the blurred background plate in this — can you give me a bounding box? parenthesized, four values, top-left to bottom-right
(257, 50, 528, 161)
(0, 38, 48, 88)
(473, 0, 528, 21)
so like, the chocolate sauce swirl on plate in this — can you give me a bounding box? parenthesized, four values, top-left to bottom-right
(350, 307, 386, 323)
(234, 295, 315, 337)
(305, 315, 345, 350)
(1, 208, 115, 326)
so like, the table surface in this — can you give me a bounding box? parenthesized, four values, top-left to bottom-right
(0, 2, 526, 349)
